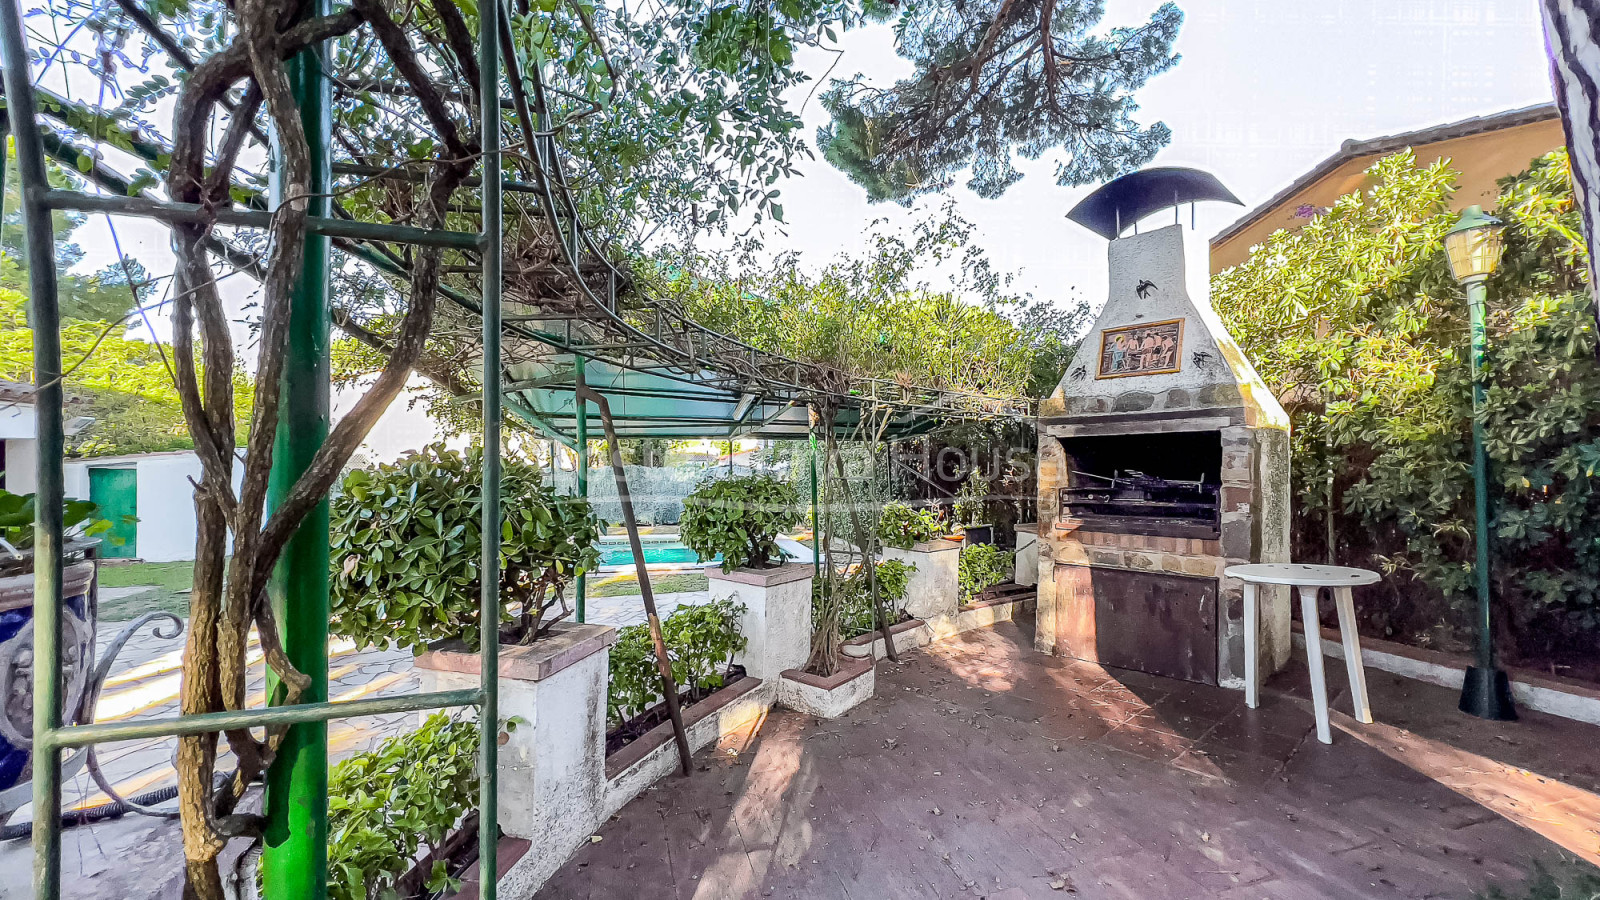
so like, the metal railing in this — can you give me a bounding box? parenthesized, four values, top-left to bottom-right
(0, 0, 506, 895)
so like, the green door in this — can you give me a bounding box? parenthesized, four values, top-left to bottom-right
(88, 467, 138, 559)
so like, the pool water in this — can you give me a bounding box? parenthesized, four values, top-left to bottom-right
(597, 539, 713, 567)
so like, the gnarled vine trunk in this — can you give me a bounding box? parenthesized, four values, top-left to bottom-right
(159, 2, 479, 895)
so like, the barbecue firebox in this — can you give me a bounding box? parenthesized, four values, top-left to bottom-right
(1059, 471, 1220, 534)
(1035, 168, 1292, 690)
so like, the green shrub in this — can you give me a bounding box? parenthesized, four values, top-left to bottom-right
(1212, 148, 1600, 664)
(952, 469, 988, 526)
(0, 487, 115, 576)
(826, 558, 916, 640)
(959, 543, 1014, 603)
(876, 501, 945, 550)
(606, 624, 662, 728)
(330, 443, 604, 653)
(606, 597, 748, 728)
(680, 474, 800, 571)
(664, 598, 749, 690)
(326, 713, 478, 900)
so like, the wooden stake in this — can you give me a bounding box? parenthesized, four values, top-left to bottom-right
(576, 374, 692, 776)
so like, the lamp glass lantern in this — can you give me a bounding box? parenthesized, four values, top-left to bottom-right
(1443, 206, 1505, 282)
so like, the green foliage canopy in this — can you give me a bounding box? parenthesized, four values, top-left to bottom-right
(0, 147, 154, 325)
(1212, 149, 1599, 663)
(649, 205, 1088, 400)
(0, 288, 253, 457)
(817, 1, 1183, 202)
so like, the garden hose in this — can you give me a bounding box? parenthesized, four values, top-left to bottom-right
(0, 783, 180, 840)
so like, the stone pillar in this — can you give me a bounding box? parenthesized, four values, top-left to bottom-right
(1253, 426, 1293, 671)
(706, 562, 813, 681)
(881, 539, 961, 636)
(1214, 424, 1291, 688)
(1034, 433, 1066, 654)
(414, 622, 614, 891)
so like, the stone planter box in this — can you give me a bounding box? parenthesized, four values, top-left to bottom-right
(779, 655, 875, 718)
(706, 562, 812, 681)
(1013, 524, 1039, 587)
(414, 622, 616, 896)
(880, 537, 961, 626)
(960, 524, 995, 546)
(953, 595, 1033, 633)
(603, 676, 770, 818)
(840, 618, 930, 661)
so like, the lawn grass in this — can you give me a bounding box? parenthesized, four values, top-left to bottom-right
(93, 559, 706, 621)
(98, 560, 196, 591)
(95, 560, 197, 622)
(587, 571, 708, 597)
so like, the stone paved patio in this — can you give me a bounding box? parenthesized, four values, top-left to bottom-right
(0, 590, 700, 898)
(532, 619, 1600, 900)
(10, 606, 1599, 899)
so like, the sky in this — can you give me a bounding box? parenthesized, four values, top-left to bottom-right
(768, 0, 1559, 310)
(33, 0, 1566, 458)
(334, 0, 1570, 457)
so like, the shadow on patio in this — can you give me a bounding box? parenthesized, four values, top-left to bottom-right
(529, 617, 1599, 900)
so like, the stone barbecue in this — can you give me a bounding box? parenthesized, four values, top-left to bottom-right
(1036, 174, 1292, 689)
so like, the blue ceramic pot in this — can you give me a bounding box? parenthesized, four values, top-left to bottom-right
(0, 561, 96, 794)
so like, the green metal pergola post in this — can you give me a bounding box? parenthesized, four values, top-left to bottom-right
(1, 0, 66, 890)
(574, 356, 588, 623)
(809, 429, 820, 578)
(261, 6, 334, 894)
(478, 0, 504, 893)
(0, 5, 507, 896)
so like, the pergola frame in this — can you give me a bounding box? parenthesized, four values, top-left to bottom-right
(0, 2, 1033, 896)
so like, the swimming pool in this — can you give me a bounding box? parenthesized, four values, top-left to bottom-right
(596, 537, 715, 568)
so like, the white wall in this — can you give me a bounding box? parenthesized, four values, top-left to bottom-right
(133, 454, 204, 563)
(65, 451, 245, 563)
(0, 403, 35, 441)
(4, 438, 38, 494)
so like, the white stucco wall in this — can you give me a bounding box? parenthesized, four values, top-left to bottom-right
(64, 451, 245, 562)
(707, 563, 813, 681)
(0, 403, 36, 440)
(4, 438, 38, 495)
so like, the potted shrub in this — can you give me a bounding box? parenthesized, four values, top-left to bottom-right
(875, 501, 948, 551)
(834, 559, 915, 641)
(679, 474, 801, 572)
(0, 488, 113, 813)
(876, 501, 962, 624)
(952, 469, 994, 546)
(329, 443, 603, 653)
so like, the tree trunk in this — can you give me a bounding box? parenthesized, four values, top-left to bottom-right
(1541, 0, 1600, 326)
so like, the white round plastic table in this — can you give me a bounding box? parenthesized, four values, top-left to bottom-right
(1224, 563, 1381, 745)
